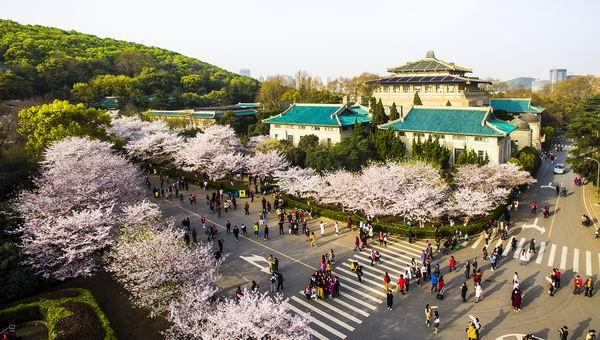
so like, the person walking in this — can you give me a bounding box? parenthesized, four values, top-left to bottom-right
(586, 329, 597, 340)
(461, 282, 468, 302)
(383, 272, 391, 291)
(276, 272, 284, 291)
(319, 221, 326, 236)
(253, 223, 259, 237)
(386, 289, 394, 311)
(464, 261, 471, 279)
(424, 304, 437, 327)
(309, 232, 317, 247)
(267, 255, 273, 273)
(356, 264, 363, 283)
(270, 273, 277, 293)
(558, 326, 569, 340)
(241, 223, 248, 236)
(334, 221, 340, 236)
(449, 256, 457, 272)
(474, 282, 483, 303)
(430, 272, 439, 293)
(511, 286, 522, 311)
(354, 236, 361, 251)
(519, 249, 529, 266)
(433, 310, 440, 334)
(528, 238, 536, 254)
(573, 275, 583, 295)
(272, 258, 279, 273)
(397, 274, 407, 295)
(225, 220, 231, 234)
(584, 277, 594, 297)
(232, 225, 239, 242)
(263, 225, 270, 240)
(217, 238, 224, 253)
(466, 321, 478, 340)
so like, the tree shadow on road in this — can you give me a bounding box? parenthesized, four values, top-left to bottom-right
(572, 318, 592, 339)
(479, 308, 510, 337)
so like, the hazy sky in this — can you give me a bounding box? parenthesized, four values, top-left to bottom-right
(2, 0, 599, 81)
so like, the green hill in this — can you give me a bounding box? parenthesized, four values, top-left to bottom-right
(0, 19, 258, 110)
(504, 77, 535, 90)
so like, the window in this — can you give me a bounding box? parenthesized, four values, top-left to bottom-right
(274, 124, 281, 128)
(274, 134, 278, 139)
(413, 132, 425, 139)
(414, 85, 421, 92)
(453, 135, 466, 141)
(313, 126, 320, 131)
(454, 148, 464, 160)
(383, 86, 389, 93)
(323, 127, 334, 131)
(298, 125, 306, 130)
(398, 131, 406, 136)
(432, 134, 445, 140)
(448, 84, 455, 92)
(474, 136, 486, 142)
(403, 85, 409, 93)
(477, 150, 485, 159)
(287, 135, 294, 144)
(393, 85, 399, 93)
(326, 138, 332, 146)
(436, 84, 443, 92)
(425, 85, 432, 93)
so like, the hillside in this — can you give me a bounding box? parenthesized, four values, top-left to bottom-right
(0, 19, 258, 110)
(504, 77, 535, 90)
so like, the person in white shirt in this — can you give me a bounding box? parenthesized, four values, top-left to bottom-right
(319, 221, 326, 236)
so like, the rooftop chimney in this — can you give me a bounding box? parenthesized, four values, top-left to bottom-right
(426, 51, 436, 59)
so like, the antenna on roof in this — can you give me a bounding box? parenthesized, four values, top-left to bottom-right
(426, 51, 436, 59)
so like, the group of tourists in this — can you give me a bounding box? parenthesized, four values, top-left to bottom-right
(305, 252, 341, 300)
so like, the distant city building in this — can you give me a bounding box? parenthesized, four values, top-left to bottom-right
(239, 68, 251, 77)
(531, 79, 549, 92)
(566, 74, 582, 80)
(368, 51, 491, 110)
(549, 68, 567, 90)
(258, 76, 265, 82)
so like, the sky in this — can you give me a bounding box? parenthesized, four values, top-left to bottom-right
(1, 0, 599, 82)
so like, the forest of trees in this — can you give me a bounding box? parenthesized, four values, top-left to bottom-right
(0, 20, 259, 111)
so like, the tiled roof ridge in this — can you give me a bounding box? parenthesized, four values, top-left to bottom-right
(293, 103, 343, 107)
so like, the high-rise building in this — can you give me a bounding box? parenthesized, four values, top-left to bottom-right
(531, 79, 549, 92)
(239, 68, 251, 77)
(549, 68, 567, 90)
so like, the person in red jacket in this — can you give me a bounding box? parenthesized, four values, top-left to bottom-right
(448, 256, 457, 271)
(353, 236, 360, 252)
(383, 272, 391, 290)
(397, 274, 407, 295)
(553, 268, 561, 288)
(437, 276, 445, 291)
(573, 275, 583, 295)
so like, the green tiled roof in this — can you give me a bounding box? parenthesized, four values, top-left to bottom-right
(95, 96, 119, 109)
(237, 103, 259, 108)
(264, 104, 372, 127)
(379, 107, 509, 137)
(490, 99, 544, 113)
(146, 110, 193, 117)
(488, 119, 518, 134)
(190, 112, 214, 118)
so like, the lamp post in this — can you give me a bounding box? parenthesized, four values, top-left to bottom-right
(585, 157, 600, 191)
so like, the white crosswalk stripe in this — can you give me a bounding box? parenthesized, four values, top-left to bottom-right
(471, 234, 484, 249)
(573, 248, 580, 273)
(535, 242, 546, 264)
(285, 237, 428, 340)
(560, 246, 568, 270)
(547, 244, 557, 267)
(587, 251, 593, 276)
(513, 237, 527, 259)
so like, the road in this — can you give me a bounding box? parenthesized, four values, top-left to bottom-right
(150, 144, 599, 339)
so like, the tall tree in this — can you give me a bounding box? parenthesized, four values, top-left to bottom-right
(566, 94, 600, 183)
(413, 92, 423, 106)
(389, 102, 400, 120)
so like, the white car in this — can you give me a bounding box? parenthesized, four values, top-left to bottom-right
(553, 163, 566, 174)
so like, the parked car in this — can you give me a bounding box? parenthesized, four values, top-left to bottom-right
(553, 163, 566, 174)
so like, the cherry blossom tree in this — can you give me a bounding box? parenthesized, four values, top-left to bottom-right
(246, 135, 271, 150)
(448, 187, 496, 223)
(204, 152, 246, 180)
(175, 125, 242, 174)
(245, 151, 290, 180)
(108, 221, 222, 317)
(109, 115, 170, 143)
(166, 289, 310, 340)
(124, 130, 183, 165)
(274, 166, 321, 198)
(14, 137, 142, 280)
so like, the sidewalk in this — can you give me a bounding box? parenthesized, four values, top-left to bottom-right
(582, 183, 600, 227)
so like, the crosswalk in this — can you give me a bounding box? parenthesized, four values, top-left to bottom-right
(286, 237, 430, 339)
(470, 236, 599, 277)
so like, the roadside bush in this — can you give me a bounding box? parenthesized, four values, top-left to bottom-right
(516, 146, 542, 175)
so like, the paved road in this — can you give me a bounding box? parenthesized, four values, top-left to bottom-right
(150, 145, 599, 340)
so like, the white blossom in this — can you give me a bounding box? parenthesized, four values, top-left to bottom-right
(175, 125, 242, 173)
(245, 151, 290, 180)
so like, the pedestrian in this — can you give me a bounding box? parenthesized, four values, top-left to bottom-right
(466, 321, 478, 340)
(424, 304, 437, 327)
(461, 281, 468, 302)
(264, 225, 270, 240)
(244, 201, 250, 215)
(464, 261, 471, 279)
(573, 275, 583, 295)
(558, 326, 569, 340)
(250, 280, 259, 292)
(226, 220, 231, 234)
(232, 225, 239, 242)
(449, 256, 456, 271)
(267, 255, 273, 273)
(309, 232, 317, 247)
(529, 238, 536, 254)
(217, 238, 224, 253)
(191, 228, 197, 244)
(319, 221, 326, 236)
(586, 330, 597, 340)
(334, 221, 339, 236)
(553, 268, 561, 288)
(397, 274, 407, 295)
(511, 286, 522, 311)
(383, 272, 391, 291)
(584, 276, 594, 297)
(273, 258, 279, 273)
(279, 220, 284, 235)
(276, 272, 284, 291)
(354, 236, 361, 251)
(356, 264, 363, 283)
(241, 223, 247, 236)
(433, 310, 440, 334)
(519, 249, 529, 266)
(430, 272, 438, 293)
(386, 289, 394, 311)
(253, 223, 259, 237)
(270, 273, 277, 292)
(474, 282, 483, 303)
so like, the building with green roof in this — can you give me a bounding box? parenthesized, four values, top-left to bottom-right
(379, 106, 517, 164)
(490, 98, 544, 151)
(145, 103, 258, 128)
(263, 103, 372, 145)
(369, 51, 491, 110)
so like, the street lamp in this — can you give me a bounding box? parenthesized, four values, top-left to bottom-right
(585, 157, 600, 191)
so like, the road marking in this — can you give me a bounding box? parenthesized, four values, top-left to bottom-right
(535, 242, 546, 264)
(370, 244, 414, 263)
(502, 241, 512, 257)
(332, 277, 383, 304)
(330, 297, 370, 317)
(345, 262, 384, 281)
(350, 257, 400, 279)
(573, 248, 580, 273)
(547, 244, 557, 267)
(239, 254, 270, 274)
(333, 293, 377, 311)
(353, 253, 408, 274)
(310, 296, 363, 324)
(175, 205, 315, 271)
(290, 296, 355, 331)
(333, 272, 386, 299)
(547, 180, 564, 238)
(586, 251, 592, 276)
(383, 242, 422, 257)
(471, 234, 483, 249)
(336, 267, 382, 289)
(559, 246, 568, 270)
(494, 238, 503, 249)
(286, 302, 343, 339)
(307, 327, 330, 340)
(513, 238, 526, 259)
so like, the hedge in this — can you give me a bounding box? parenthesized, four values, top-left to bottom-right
(0, 288, 116, 340)
(281, 194, 506, 239)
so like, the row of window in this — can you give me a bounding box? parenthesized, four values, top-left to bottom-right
(273, 124, 335, 131)
(454, 148, 486, 160)
(273, 134, 332, 146)
(378, 84, 459, 93)
(410, 132, 488, 142)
